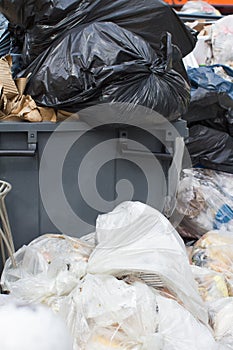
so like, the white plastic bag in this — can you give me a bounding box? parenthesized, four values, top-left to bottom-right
(51, 274, 160, 350)
(87, 201, 207, 324)
(54, 274, 216, 350)
(212, 16, 233, 66)
(209, 298, 233, 349)
(191, 265, 229, 302)
(156, 294, 217, 350)
(1, 234, 93, 302)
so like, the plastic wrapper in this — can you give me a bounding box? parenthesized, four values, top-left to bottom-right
(176, 169, 233, 239)
(0, 301, 73, 350)
(209, 298, 233, 349)
(21, 23, 190, 119)
(1, 234, 94, 302)
(0, 0, 196, 69)
(191, 266, 229, 302)
(0, 13, 10, 57)
(211, 15, 233, 66)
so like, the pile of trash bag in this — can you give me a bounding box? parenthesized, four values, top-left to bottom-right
(188, 230, 233, 349)
(0, 0, 196, 67)
(175, 172, 233, 348)
(190, 230, 233, 350)
(182, 15, 233, 172)
(1, 201, 225, 350)
(183, 65, 233, 172)
(0, 0, 194, 119)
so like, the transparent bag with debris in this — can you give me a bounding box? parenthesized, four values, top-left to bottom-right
(212, 15, 233, 66)
(176, 168, 233, 240)
(191, 231, 233, 297)
(52, 274, 217, 350)
(191, 265, 229, 302)
(1, 234, 94, 302)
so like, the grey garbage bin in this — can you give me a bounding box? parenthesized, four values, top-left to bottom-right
(0, 119, 188, 260)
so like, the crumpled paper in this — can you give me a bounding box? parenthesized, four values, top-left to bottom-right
(0, 56, 57, 122)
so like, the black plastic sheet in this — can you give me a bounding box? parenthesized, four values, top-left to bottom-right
(20, 22, 190, 120)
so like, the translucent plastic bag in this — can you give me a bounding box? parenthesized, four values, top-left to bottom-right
(209, 298, 233, 349)
(191, 265, 229, 302)
(45, 275, 161, 349)
(54, 275, 217, 350)
(176, 169, 233, 239)
(154, 293, 217, 350)
(191, 231, 233, 297)
(212, 16, 233, 66)
(1, 234, 93, 302)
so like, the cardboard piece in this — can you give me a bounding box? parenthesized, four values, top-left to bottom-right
(0, 56, 18, 99)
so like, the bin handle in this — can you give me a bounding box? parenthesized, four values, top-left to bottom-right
(120, 141, 172, 160)
(0, 143, 36, 157)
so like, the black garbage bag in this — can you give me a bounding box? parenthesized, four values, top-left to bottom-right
(0, 12, 10, 57)
(186, 125, 233, 173)
(183, 65, 233, 126)
(0, 0, 196, 72)
(198, 110, 233, 138)
(20, 22, 190, 120)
